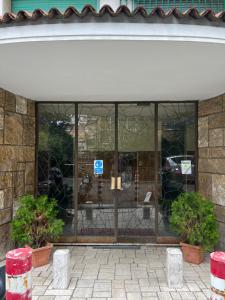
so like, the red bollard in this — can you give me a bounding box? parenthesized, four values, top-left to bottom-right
(210, 252, 225, 300)
(6, 248, 32, 300)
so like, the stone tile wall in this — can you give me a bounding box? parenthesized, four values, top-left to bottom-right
(198, 94, 225, 249)
(0, 89, 35, 260)
(1, 90, 225, 255)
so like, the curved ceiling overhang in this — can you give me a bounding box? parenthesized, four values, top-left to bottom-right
(0, 11, 225, 101)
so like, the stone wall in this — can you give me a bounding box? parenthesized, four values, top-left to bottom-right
(198, 94, 225, 249)
(0, 89, 35, 260)
(1, 90, 225, 254)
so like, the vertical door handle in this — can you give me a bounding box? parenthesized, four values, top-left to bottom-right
(111, 177, 116, 190)
(117, 177, 123, 190)
(110, 177, 123, 190)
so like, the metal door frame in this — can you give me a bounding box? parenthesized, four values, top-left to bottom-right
(35, 101, 197, 244)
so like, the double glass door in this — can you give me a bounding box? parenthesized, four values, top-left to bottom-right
(37, 102, 196, 242)
(77, 103, 156, 241)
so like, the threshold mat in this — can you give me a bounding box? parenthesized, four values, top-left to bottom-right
(92, 245, 141, 249)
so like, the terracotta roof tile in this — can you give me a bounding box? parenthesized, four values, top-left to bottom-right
(1, 5, 225, 24)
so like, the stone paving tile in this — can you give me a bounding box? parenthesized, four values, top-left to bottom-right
(115, 275, 131, 280)
(33, 286, 48, 296)
(43, 277, 53, 286)
(76, 279, 95, 287)
(139, 279, 150, 286)
(187, 282, 201, 291)
(170, 292, 182, 299)
(179, 291, 196, 299)
(141, 286, 160, 292)
(176, 285, 190, 292)
(89, 298, 107, 300)
(148, 279, 159, 286)
(94, 282, 111, 292)
(98, 273, 115, 280)
(195, 292, 208, 299)
(37, 297, 55, 300)
(31, 246, 211, 300)
(112, 280, 125, 289)
(73, 287, 93, 298)
(142, 292, 158, 297)
(127, 292, 142, 300)
(125, 284, 140, 292)
(92, 291, 111, 297)
(157, 291, 173, 300)
(45, 289, 73, 296)
(107, 298, 127, 300)
(112, 288, 126, 298)
(68, 278, 78, 289)
(33, 276, 48, 285)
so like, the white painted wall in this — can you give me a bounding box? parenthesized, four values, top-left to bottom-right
(100, 0, 120, 10)
(99, 0, 132, 10)
(0, 0, 10, 15)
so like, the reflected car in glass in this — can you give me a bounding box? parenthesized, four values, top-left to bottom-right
(163, 155, 195, 184)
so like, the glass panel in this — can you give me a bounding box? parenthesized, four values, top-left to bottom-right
(37, 103, 75, 236)
(77, 104, 115, 236)
(118, 104, 155, 237)
(158, 103, 196, 236)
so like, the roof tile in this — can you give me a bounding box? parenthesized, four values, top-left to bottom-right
(1, 4, 225, 24)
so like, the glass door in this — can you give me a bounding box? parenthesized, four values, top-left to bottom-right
(37, 102, 196, 242)
(76, 103, 156, 241)
(77, 104, 116, 239)
(117, 104, 156, 241)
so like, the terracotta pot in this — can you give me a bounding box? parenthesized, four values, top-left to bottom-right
(31, 243, 53, 268)
(180, 242, 204, 264)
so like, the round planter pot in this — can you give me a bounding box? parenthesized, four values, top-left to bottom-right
(31, 243, 53, 268)
(180, 242, 204, 264)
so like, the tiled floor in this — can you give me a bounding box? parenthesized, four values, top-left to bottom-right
(32, 246, 211, 300)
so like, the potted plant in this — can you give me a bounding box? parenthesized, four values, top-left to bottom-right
(12, 194, 64, 268)
(170, 192, 219, 264)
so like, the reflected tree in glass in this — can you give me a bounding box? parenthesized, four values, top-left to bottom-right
(38, 104, 75, 235)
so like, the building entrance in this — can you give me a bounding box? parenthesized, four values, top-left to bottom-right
(77, 103, 156, 242)
(37, 102, 196, 243)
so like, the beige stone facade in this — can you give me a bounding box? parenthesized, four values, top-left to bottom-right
(0, 88, 225, 255)
(0, 89, 35, 260)
(198, 94, 225, 249)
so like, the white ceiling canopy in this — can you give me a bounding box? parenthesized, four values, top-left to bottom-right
(0, 21, 225, 102)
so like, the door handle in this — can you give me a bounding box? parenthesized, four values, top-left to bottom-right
(110, 177, 123, 190)
(110, 177, 116, 190)
(117, 177, 123, 191)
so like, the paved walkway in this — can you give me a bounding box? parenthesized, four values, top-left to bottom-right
(32, 246, 211, 300)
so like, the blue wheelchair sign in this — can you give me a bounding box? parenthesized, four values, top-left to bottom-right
(94, 160, 103, 175)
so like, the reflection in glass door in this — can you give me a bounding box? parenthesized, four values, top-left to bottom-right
(158, 103, 196, 236)
(77, 104, 115, 236)
(77, 103, 156, 240)
(117, 104, 156, 240)
(37, 104, 75, 236)
(37, 102, 196, 242)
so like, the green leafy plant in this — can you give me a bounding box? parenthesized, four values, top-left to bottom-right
(170, 192, 219, 251)
(12, 194, 64, 248)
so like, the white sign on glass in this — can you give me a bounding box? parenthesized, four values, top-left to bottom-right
(181, 160, 192, 175)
